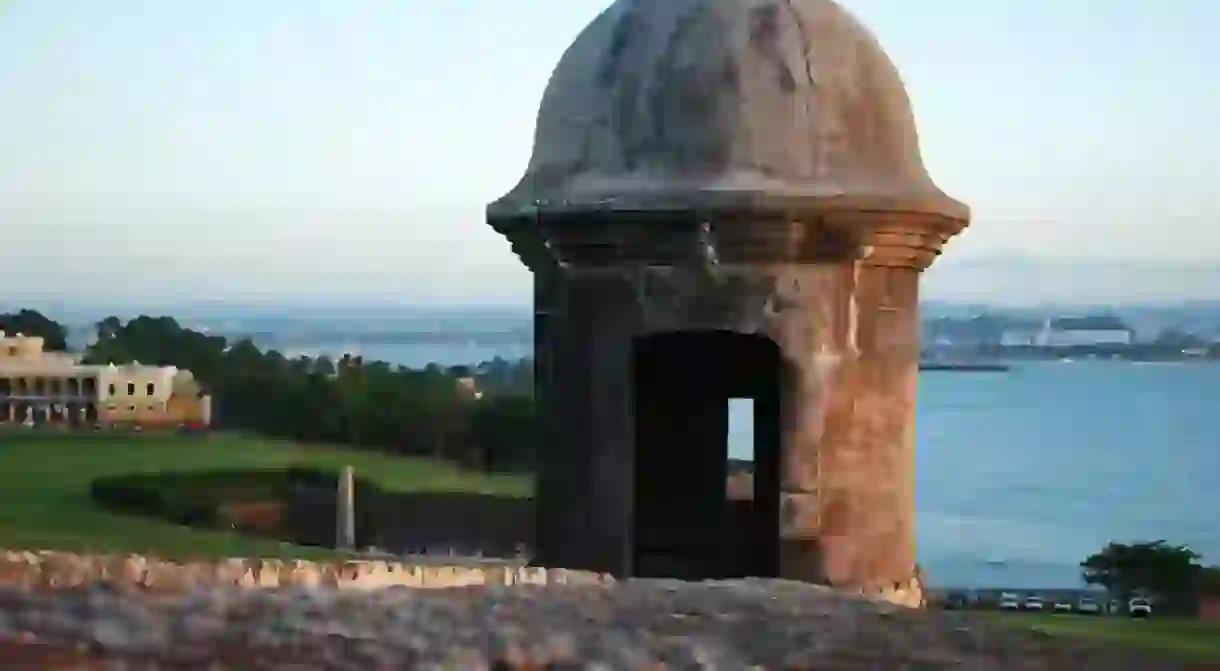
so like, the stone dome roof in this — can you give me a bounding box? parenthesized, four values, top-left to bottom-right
(488, 0, 968, 224)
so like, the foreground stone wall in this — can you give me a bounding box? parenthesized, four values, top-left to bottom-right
(0, 550, 611, 593)
(0, 548, 930, 608)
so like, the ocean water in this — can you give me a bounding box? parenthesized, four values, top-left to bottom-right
(915, 361, 1220, 589)
(285, 339, 1220, 589)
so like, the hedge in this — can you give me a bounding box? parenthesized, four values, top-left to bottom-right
(89, 467, 380, 531)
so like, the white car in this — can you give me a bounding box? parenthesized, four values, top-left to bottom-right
(1077, 597, 1101, 615)
(1023, 595, 1045, 611)
(1052, 601, 1073, 613)
(1128, 597, 1153, 618)
(999, 592, 1021, 611)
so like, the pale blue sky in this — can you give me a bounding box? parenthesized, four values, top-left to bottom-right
(2, 1, 1217, 305)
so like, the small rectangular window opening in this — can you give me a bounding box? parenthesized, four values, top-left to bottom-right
(727, 398, 755, 463)
(727, 397, 755, 502)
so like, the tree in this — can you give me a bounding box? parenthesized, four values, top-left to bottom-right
(1081, 540, 1205, 612)
(470, 394, 537, 472)
(72, 311, 540, 470)
(1200, 566, 1220, 598)
(1153, 328, 1207, 349)
(312, 355, 336, 376)
(0, 309, 70, 351)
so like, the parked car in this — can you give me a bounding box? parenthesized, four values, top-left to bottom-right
(1128, 597, 1152, 618)
(1052, 600, 1073, 613)
(999, 592, 1021, 611)
(1077, 597, 1101, 615)
(1023, 595, 1045, 611)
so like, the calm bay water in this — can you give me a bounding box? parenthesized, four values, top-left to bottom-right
(916, 360, 1220, 588)
(290, 340, 1220, 589)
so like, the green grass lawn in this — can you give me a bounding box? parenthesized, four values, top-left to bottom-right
(993, 613, 1220, 664)
(0, 431, 532, 561)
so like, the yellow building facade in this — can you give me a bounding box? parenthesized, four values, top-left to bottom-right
(0, 331, 212, 429)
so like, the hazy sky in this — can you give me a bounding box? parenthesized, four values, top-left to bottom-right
(2, 0, 1218, 306)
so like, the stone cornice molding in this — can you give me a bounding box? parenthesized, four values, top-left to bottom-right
(492, 205, 966, 271)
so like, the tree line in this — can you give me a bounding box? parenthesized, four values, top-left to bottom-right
(1082, 540, 1220, 614)
(0, 309, 70, 351)
(4, 310, 537, 472)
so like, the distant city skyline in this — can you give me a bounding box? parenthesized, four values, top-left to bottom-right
(2, 0, 1217, 305)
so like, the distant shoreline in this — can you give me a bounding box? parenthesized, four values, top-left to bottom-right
(919, 362, 1011, 372)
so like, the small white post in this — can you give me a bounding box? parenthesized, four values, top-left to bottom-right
(336, 466, 356, 551)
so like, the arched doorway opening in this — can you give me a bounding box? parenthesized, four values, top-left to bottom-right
(631, 330, 784, 580)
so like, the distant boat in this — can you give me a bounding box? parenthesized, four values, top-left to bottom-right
(919, 362, 1010, 372)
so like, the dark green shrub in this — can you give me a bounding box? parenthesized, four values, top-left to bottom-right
(90, 472, 217, 527)
(89, 475, 166, 516)
(88, 467, 381, 533)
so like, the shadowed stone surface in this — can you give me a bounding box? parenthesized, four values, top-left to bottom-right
(488, 0, 971, 605)
(0, 580, 1180, 670)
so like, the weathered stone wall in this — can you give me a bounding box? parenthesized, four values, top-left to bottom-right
(0, 550, 611, 593)
(288, 490, 535, 558)
(534, 261, 923, 599)
(0, 548, 930, 609)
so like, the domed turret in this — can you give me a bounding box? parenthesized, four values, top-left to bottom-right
(488, 0, 968, 268)
(496, 0, 973, 601)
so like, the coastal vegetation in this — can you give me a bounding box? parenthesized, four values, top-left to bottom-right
(973, 542, 1220, 664)
(1080, 540, 1220, 614)
(76, 312, 539, 472)
(0, 309, 69, 351)
(1, 308, 539, 557)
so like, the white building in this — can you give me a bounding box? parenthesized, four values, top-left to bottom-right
(0, 331, 211, 427)
(1036, 316, 1134, 347)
